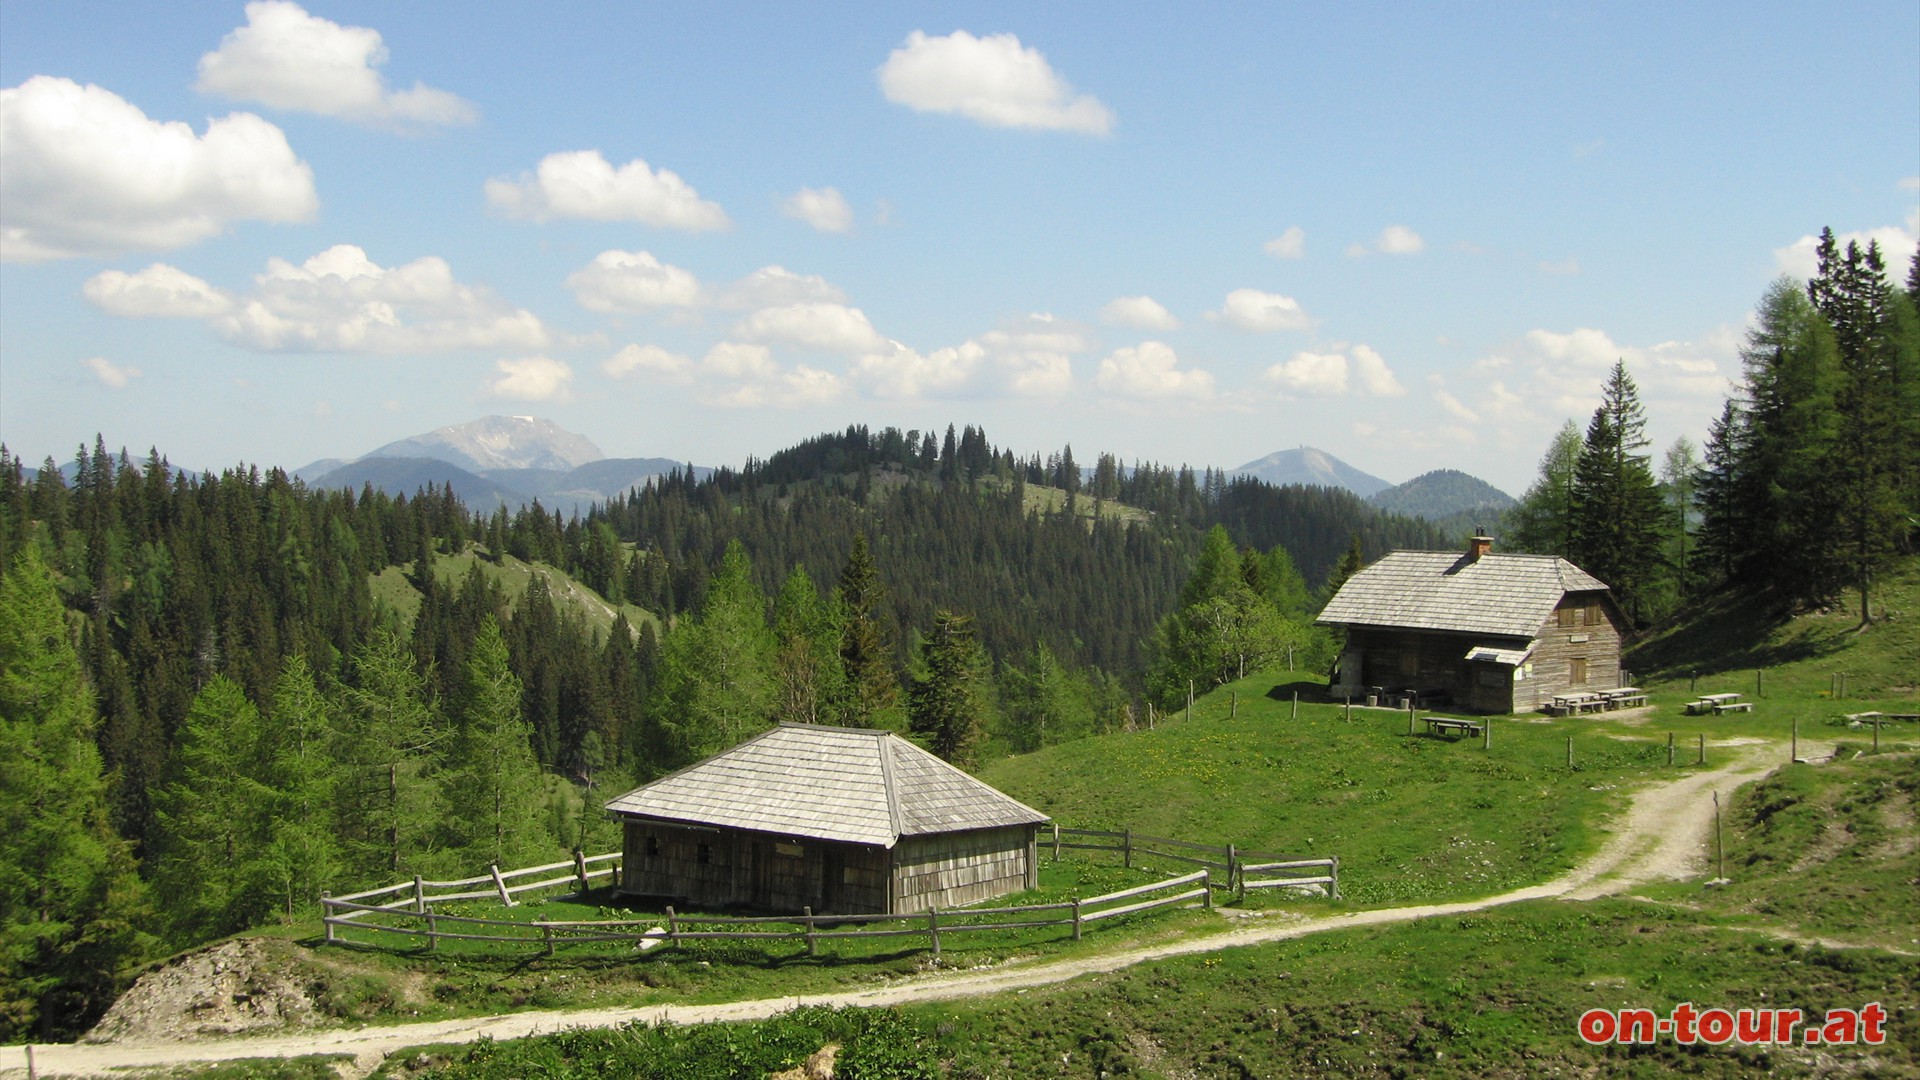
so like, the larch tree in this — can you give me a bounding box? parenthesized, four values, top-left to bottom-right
(1506, 420, 1584, 557)
(152, 676, 270, 942)
(651, 540, 775, 762)
(443, 617, 552, 870)
(258, 654, 341, 921)
(335, 628, 445, 878)
(0, 546, 151, 1041)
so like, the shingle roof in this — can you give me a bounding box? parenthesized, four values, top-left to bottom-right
(603, 724, 1049, 847)
(1316, 550, 1610, 640)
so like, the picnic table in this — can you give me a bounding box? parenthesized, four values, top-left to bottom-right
(1687, 692, 1749, 715)
(1600, 687, 1649, 709)
(1549, 692, 1606, 716)
(1423, 716, 1484, 738)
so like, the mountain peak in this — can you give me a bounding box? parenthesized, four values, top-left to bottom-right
(1232, 446, 1391, 497)
(366, 416, 604, 474)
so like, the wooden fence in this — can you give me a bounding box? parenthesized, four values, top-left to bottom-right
(320, 828, 1337, 959)
(322, 866, 1214, 957)
(1047, 825, 1339, 899)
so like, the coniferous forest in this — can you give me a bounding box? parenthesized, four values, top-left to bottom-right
(1, 234, 1914, 1040)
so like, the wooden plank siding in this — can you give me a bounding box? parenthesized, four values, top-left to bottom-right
(889, 826, 1038, 913)
(619, 820, 890, 914)
(1517, 591, 1624, 711)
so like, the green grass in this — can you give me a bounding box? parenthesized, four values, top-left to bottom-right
(1638, 751, 1920, 951)
(982, 673, 1678, 906)
(368, 548, 661, 640)
(367, 901, 1920, 1079)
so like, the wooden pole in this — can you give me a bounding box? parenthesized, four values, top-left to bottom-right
(1690, 671, 1697, 694)
(543, 922, 555, 956)
(1124, 829, 1133, 869)
(1331, 855, 1341, 900)
(928, 907, 940, 959)
(1231, 690, 1238, 719)
(1757, 669, 1764, 698)
(1072, 897, 1082, 940)
(1227, 843, 1238, 896)
(490, 864, 515, 907)
(666, 905, 678, 949)
(322, 892, 334, 944)
(1791, 717, 1798, 763)
(1203, 869, 1214, 910)
(1187, 680, 1194, 723)
(1482, 716, 1491, 751)
(1874, 716, 1881, 753)
(804, 906, 817, 957)
(414, 875, 426, 913)
(573, 849, 589, 894)
(1408, 699, 1416, 734)
(1713, 791, 1726, 881)
(1697, 733, 1705, 765)
(1667, 731, 1675, 766)
(426, 910, 439, 951)
(1344, 695, 1352, 723)
(1567, 735, 1574, 768)
(1052, 822, 1061, 860)
(1291, 691, 1298, 720)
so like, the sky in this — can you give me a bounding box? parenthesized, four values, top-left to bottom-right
(2, 2, 1916, 495)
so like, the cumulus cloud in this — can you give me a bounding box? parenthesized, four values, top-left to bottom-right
(735, 302, 886, 353)
(90, 244, 549, 353)
(486, 150, 729, 231)
(1465, 325, 1737, 445)
(1348, 224, 1425, 257)
(1773, 223, 1918, 281)
(1096, 341, 1213, 401)
(1264, 226, 1305, 259)
(83, 263, 235, 318)
(715, 265, 845, 309)
(601, 343, 692, 383)
(80, 356, 139, 388)
(1262, 344, 1405, 397)
(853, 340, 986, 399)
(566, 250, 701, 312)
(700, 341, 778, 379)
(781, 186, 854, 232)
(878, 30, 1113, 134)
(0, 76, 317, 262)
(1099, 295, 1180, 331)
(1213, 288, 1311, 332)
(195, 1, 475, 127)
(486, 356, 572, 401)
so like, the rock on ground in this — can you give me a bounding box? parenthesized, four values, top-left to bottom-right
(84, 938, 322, 1044)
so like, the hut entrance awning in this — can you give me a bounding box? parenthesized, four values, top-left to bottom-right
(604, 724, 1049, 848)
(1464, 643, 1535, 666)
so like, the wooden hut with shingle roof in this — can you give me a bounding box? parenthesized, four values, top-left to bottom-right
(1317, 533, 1626, 713)
(604, 724, 1049, 914)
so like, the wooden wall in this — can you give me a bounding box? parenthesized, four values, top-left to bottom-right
(617, 820, 889, 914)
(889, 826, 1035, 913)
(1517, 591, 1624, 710)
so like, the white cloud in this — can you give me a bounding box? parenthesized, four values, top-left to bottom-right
(1538, 257, 1581, 276)
(1374, 225, 1426, 255)
(701, 341, 777, 379)
(566, 250, 701, 312)
(486, 356, 572, 401)
(1213, 288, 1311, 332)
(83, 263, 235, 318)
(1432, 387, 1479, 423)
(853, 340, 986, 399)
(133, 244, 553, 353)
(716, 265, 845, 309)
(0, 76, 317, 262)
(1003, 352, 1072, 397)
(195, 1, 475, 127)
(878, 30, 1113, 134)
(1096, 341, 1213, 401)
(735, 302, 886, 353)
(978, 312, 1089, 355)
(1263, 351, 1348, 394)
(1099, 295, 1180, 331)
(80, 356, 139, 388)
(1262, 343, 1405, 397)
(1773, 224, 1918, 281)
(781, 186, 854, 233)
(485, 150, 730, 231)
(1264, 226, 1305, 259)
(1466, 325, 1736, 448)
(1898, 176, 1919, 192)
(601, 343, 692, 383)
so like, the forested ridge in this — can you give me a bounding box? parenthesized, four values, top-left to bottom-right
(0, 423, 1441, 1040)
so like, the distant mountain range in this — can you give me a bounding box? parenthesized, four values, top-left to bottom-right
(295, 416, 701, 514)
(1232, 447, 1393, 497)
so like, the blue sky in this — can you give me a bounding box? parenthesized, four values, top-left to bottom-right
(3, 2, 1915, 494)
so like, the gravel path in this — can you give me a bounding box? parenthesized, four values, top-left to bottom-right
(0, 739, 1821, 1079)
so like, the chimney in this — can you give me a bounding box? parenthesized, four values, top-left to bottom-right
(1467, 528, 1493, 560)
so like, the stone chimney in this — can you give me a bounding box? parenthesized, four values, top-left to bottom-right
(1467, 528, 1493, 560)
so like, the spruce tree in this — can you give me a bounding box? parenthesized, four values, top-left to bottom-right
(909, 610, 988, 766)
(1507, 420, 1583, 557)
(1569, 361, 1668, 621)
(835, 534, 898, 726)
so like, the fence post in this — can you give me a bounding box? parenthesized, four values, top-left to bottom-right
(1567, 736, 1574, 768)
(1124, 829, 1133, 869)
(1072, 898, 1082, 941)
(928, 907, 940, 960)
(574, 849, 589, 894)
(490, 864, 514, 907)
(1291, 691, 1297, 720)
(1226, 843, 1238, 895)
(1187, 680, 1194, 723)
(1482, 716, 1491, 751)
(1791, 717, 1798, 763)
(1331, 855, 1341, 900)
(1053, 822, 1061, 861)
(1231, 690, 1237, 719)
(426, 909, 439, 951)
(1697, 733, 1706, 765)
(542, 922, 554, 957)
(666, 905, 678, 949)
(804, 906, 817, 958)
(1668, 731, 1675, 766)
(413, 875, 426, 913)
(1202, 869, 1213, 910)
(322, 892, 333, 944)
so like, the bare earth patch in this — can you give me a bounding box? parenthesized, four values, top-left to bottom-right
(83, 939, 323, 1044)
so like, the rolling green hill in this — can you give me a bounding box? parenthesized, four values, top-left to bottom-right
(369, 548, 662, 640)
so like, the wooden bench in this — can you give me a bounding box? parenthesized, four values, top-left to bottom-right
(1605, 693, 1648, 709)
(1712, 701, 1753, 715)
(1424, 716, 1484, 738)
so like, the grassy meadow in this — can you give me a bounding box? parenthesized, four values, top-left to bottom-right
(368, 548, 662, 640)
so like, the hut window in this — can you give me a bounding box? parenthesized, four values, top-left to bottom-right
(1569, 657, 1589, 685)
(697, 842, 712, 866)
(1558, 605, 1576, 628)
(646, 836, 660, 858)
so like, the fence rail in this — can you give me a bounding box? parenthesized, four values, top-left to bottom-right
(321, 828, 1337, 960)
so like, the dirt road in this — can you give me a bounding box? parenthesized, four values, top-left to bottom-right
(0, 740, 1811, 1079)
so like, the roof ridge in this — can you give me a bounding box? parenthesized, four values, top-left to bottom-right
(776, 721, 890, 737)
(878, 735, 904, 841)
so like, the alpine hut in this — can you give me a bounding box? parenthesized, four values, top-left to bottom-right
(604, 724, 1050, 915)
(1316, 532, 1626, 713)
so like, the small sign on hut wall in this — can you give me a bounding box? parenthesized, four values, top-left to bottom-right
(775, 842, 805, 858)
